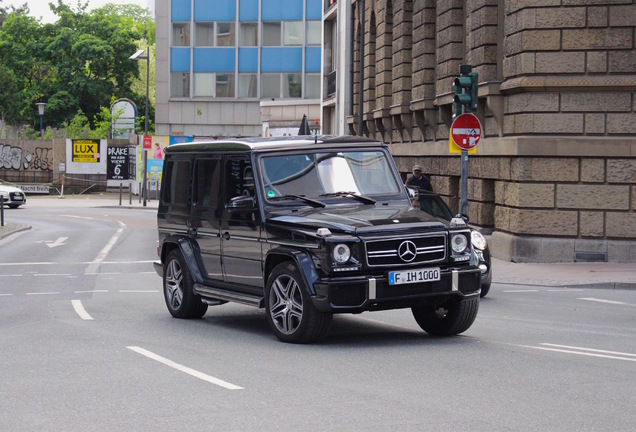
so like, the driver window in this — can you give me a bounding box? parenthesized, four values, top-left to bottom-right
(225, 157, 254, 201)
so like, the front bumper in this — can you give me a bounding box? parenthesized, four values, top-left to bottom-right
(312, 266, 481, 313)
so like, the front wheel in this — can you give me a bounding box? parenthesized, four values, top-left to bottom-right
(412, 297, 479, 336)
(265, 262, 332, 344)
(8, 204, 21, 209)
(163, 249, 208, 319)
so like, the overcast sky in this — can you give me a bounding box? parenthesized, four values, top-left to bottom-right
(4, 0, 154, 23)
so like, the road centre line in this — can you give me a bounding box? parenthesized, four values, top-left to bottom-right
(26, 292, 60, 296)
(541, 343, 636, 358)
(85, 222, 127, 274)
(71, 300, 94, 320)
(0, 274, 22, 277)
(34, 274, 72, 277)
(127, 346, 243, 390)
(578, 297, 634, 307)
(0, 293, 14, 297)
(520, 343, 636, 363)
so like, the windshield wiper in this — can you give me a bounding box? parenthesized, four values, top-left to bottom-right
(269, 194, 326, 208)
(319, 191, 376, 205)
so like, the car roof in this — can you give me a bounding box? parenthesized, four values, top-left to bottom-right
(164, 135, 386, 154)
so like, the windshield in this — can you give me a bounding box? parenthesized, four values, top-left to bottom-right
(259, 150, 402, 202)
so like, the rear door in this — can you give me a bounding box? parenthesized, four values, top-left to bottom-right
(190, 156, 223, 282)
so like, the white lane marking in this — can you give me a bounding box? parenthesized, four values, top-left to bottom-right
(0, 260, 154, 266)
(503, 289, 539, 293)
(127, 346, 243, 390)
(46, 236, 68, 248)
(548, 289, 585, 292)
(0, 274, 22, 277)
(63, 215, 95, 220)
(74, 290, 109, 294)
(71, 300, 94, 320)
(120, 290, 158, 293)
(85, 272, 121, 276)
(0, 293, 14, 297)
(85, 222, 126, 274)
(520, 343, 636, 363)
(26, 292, 59, 296)
(578, 297, 635, 307)
(34, 274, 72, 277)
(541, 344, 636, 358)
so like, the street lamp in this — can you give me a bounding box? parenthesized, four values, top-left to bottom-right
(130, 46, 150, 206)
(36, 102, 46, 139)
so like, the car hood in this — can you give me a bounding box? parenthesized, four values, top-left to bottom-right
(267, 203, 447, 235)
(0, 185, 23, 193)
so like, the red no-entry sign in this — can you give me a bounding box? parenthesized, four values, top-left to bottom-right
(451, 113, 482, 149)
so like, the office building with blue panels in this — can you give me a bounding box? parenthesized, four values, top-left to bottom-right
(155, 0, 322, 137)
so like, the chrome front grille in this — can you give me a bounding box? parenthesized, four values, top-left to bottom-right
(364, 233, 446, 267)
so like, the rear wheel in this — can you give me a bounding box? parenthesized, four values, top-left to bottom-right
(163, 249, 208, 319)
(265, 262, 332, 344)
(412, 297, 479, 336)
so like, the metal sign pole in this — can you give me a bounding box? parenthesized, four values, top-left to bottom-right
(460, 149, 468, 217)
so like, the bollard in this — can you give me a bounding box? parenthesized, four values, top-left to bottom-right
(119, 183, 123, 206)
(1, 195, 4, 227)
(129, 185, 132, 205)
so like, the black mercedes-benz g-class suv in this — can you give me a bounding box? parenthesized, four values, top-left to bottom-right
(154, 136, 481, 343)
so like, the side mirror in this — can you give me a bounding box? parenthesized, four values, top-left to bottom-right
(227, 195, 256, 211)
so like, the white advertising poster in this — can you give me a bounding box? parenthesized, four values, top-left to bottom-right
(65, 139, 107, 174)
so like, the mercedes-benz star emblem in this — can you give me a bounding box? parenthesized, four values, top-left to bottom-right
(398, 240, 417, 262)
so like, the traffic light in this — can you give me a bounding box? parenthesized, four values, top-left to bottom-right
(453, 65, 478, 117)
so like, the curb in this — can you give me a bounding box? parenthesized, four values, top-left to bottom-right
(0, 223, 32, 241)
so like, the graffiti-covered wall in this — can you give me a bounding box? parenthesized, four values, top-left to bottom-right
(0, 139, 54, 183)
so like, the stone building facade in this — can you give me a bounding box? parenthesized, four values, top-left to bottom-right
(335, 0, 636, 262)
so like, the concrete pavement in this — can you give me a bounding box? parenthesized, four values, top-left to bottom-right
(1, 193, 635, 289)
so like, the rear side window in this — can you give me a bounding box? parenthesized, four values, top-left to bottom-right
(195, 158, 221, 208)
(163, 159, 192, 205)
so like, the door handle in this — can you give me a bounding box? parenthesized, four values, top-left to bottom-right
(223, 231, 231, 240)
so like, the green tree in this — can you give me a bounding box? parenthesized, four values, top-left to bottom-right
(0, 0, 154, 134)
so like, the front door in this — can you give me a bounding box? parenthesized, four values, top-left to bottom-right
(220, 155, 263, 294)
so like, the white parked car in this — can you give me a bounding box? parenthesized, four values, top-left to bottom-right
(0, 182, 27, 208)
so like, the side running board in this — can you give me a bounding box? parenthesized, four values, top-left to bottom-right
(193, 284, 263, 308)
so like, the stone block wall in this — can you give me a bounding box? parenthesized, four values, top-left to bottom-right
(349, 0, 635, 262)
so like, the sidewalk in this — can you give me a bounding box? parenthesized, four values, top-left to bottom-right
(1, 193, 634, 289)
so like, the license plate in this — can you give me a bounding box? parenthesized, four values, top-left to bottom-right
(13, 196, 23, 201)
(388, 267, 441, 285)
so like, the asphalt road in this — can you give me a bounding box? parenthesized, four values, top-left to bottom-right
(1, 201, 635, 431)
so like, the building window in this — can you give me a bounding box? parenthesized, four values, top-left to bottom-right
(261, 73, 281, 98)
(194, 73, 235, 98)
(283, 21, 303, 46)
(239, 73, 258, 98)
(171, 72, 190, 97)
(172, 23, 190, 46)
(195, 22, 235, 47)
(283, 73, 302, 98)
(305, 73, 320, 99)
(216, 73, 235, 97)
(217, 22, 235, 46)
(306, 21, 321, 46)
(240, 22, 258, 46)
(195, 23, 214, 46)
(263, 21, 281, 46)
(194, 73, 215, 96)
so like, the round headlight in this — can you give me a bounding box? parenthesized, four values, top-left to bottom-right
(471, 231, 487, 251)
(333, 244, 351, 264)
(451, 234, 468, 254)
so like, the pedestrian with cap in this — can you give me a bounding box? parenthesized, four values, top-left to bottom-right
(405, 164, 433, 192)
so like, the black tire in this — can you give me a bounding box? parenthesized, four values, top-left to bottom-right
(265, 262, 332, 344)
(163, 249, 208, 319)
(412, 297, 479, 336)
(480, 283, 491, 298)
(8, 204, 20, 209)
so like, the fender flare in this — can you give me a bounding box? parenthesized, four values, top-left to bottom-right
(161, 235, 205, 284)
(264, 247, 320, 295)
